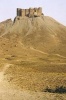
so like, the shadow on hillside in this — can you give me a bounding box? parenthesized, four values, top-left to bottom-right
(44, 86, 66, 94)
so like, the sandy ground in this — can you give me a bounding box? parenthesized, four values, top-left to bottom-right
(0, 72, 47, 100)
(0, 63, 65, 100)
(0, 15, 66, 100)
(0, 63, 46, 100)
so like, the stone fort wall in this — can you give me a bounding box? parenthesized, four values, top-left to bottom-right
(17, 7, 42, 17)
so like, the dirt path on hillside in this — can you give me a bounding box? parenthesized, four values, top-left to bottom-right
(0, 64, 11, 82)
(0, 63, 65, 100)
(30, 47, 48, 54)
(0, 63, 46, 100)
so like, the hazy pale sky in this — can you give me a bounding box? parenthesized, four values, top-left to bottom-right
(0, 0, 66, 25)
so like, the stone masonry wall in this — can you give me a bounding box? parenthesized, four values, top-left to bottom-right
(17, 7, 42, 17)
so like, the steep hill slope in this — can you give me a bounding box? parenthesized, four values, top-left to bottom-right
(0, 15, 66, 100)
(0, 19, 12, 36)
(1, 15, 66, 56)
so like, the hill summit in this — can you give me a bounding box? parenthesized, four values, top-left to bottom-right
(0, 7, 66, 57)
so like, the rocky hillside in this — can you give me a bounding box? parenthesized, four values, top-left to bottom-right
(0, 15, 66, 100)
(0, 15, 66, 56)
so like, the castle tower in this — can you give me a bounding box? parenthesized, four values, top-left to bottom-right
(21, 9, 25, 17)
(37, 7, 42, 16)
(17, 8, 21, 16)
(34, 8, 38, 17)
(25, 9, 29, 16)
(29, 8, 34, 17)
(34, 8, 38, 12)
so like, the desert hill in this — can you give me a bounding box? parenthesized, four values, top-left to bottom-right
(0, 15, 66, 100)
(0, 19, 12, 36)
(0, 15, 66, 56)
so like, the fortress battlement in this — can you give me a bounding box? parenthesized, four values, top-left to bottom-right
(17, 7, 42, 17)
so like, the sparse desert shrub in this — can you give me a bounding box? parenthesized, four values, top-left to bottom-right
(55, 86, 66, 93)
(44, 86, 66, 94)
(11, 55, 16, 57)
(5, 57, 12, 60)
(44, 86, 55, 93)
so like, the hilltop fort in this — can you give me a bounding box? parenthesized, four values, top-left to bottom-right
(17, 7, 42, 17)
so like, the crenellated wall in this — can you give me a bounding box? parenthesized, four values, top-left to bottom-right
(17, 7, 42, 17)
